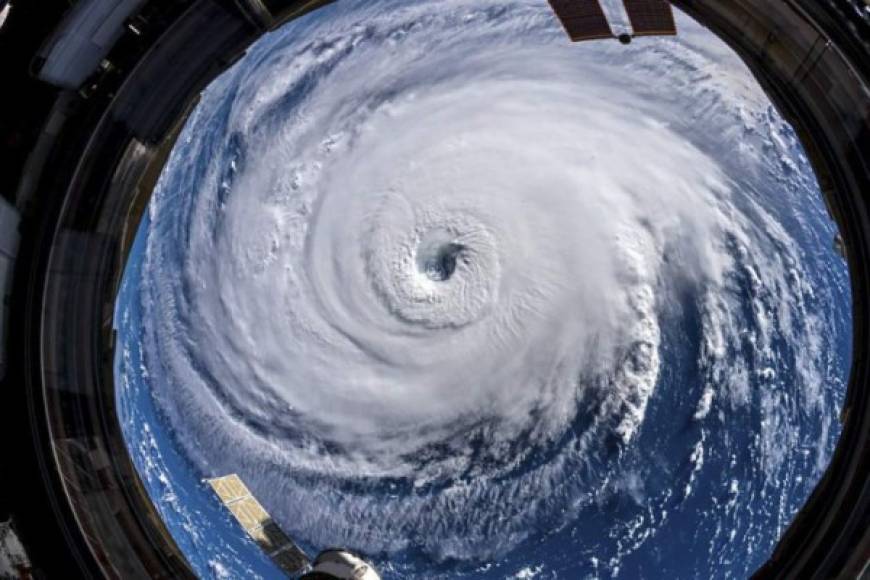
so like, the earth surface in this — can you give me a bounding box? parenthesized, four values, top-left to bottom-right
(114, 1, 852, 578)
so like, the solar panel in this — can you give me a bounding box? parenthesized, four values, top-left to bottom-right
(207, 474, 310, 575)
(547, 0, 614, 42)
(622, 0, 677, 36)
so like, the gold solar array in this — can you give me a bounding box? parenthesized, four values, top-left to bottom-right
(622, 0, 677, 36)
(547, 0, 614, 41)
(207, 474, 310, 576)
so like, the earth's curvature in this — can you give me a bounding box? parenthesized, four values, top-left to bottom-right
(114, 1, 852, 578)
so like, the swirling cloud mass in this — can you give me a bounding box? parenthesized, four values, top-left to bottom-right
(117, 0, 852, 577)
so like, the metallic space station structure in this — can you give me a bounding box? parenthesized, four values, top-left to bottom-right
(0, 0, 869, 578)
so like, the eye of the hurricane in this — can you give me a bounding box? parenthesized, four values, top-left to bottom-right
(418, 239, 465, 282)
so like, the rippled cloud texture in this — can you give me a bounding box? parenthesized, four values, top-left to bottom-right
(118, 1, 851, 577)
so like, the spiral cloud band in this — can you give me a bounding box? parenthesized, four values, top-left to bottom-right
(118, 0, 851, 576)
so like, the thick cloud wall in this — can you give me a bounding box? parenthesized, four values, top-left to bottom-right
(118, 1, 851, 576)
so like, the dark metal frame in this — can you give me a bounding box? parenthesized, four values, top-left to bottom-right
(0, 0, 867, 578)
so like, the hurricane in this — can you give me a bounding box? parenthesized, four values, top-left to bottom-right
(114, 0, 852, 577)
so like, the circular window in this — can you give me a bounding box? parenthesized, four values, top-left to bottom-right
(112, 1, 852, 578)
